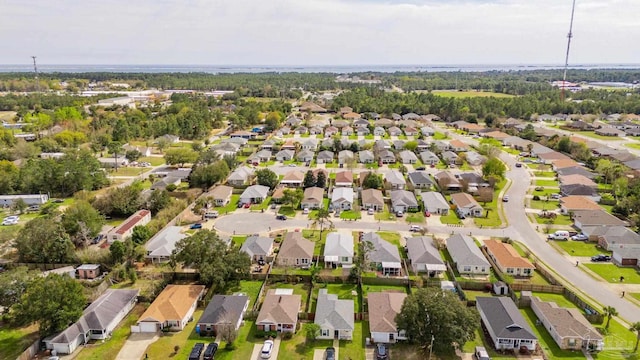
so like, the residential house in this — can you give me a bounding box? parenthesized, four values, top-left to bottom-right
(212, 142, 241, 156)
(582, 225, 640, 251)
(391, 113, 402, 121)
(97, 157, 129, 168)
(150, 176, 181, 191)
(408, 171, 434, 190)
(294, 126, 308, 135)
(332, 120, 349, 128)
(367, 292, 407, 343)
(309, 126, 323, 135)
(324, 126, 339, 137)
(482, 130, 510, 142)
(281, 170, 305, 187)
(342, 126, 354, 136)
(476, 297, 537, 351)
(416, 139, 430, 150)
(76, 264, 100, 280)
(435, 171, 462, 191)
(271, 187, 286, 204)
(261, 139, 278, 150)
(374, 140, 391, 151)
(460, 123, 484, 133)
(301, 187, 324, 209)
(451, 192, 483, 217)
(335, 171, 353, 187)
(441, 151, 460, 165)
(324, 233, 354, 268)
(209, 185, 233, 206)
(331, 187, 354, 210)
(135, 285, 205, 332)
(296, 149, 314, 162)
(301, 138, 318, 150)
(406, 236, 446, 275)
(484, 239, 534, 277)
(465, 151, 487, 166)
(317, 150, 335, 164)
(353, 119, 370, 128)
(446, 234, 490, 276)
(145, 226, 187, 263)
(364, 232, 402, 276)
(49, 289, 139, 355)
(529, 296, 603, 351)
(227, 166, 254, 186)
(338, 150, 355, 165)
(595, 127, 626, 137)
(383, 170, 405, 190)
(612, 248, 640, 267)
(390, 190, 418, 213)
(449, 140, 470, 152)
(559, 174, 597, 188)
(421, 191, 450, 215)
(403, 127, 418, 136)
(254, 149, 273, 163)
(374, 127, 387, 136)
(419, 151, 439, 165)
(402, 112, 421, 120)
(299, 102, 327, 113)
(239, 185, 270, 205)
(356, 127, 370, 136)
(315, 289, 354, 340)
(240, 235, 274, 262)
(433, 140, 450, 152)
(421, 127, 436, 136)
(107, 210, 152, 243)
(285, 117, 303, 127)
(556, 166, 596, 179)
(559, 196, 601, 214)
(256, 289, 302, 333)
(457, 173, 490, 193)
(197, 294, 250, 336)
(358, 150, 375, 164)
(560, 184, 601, 202)
(275, 149, 295, 162)
(398, 150, 418, 164)
(361, 188, 384, 211)
(388, 126, 402, 136)
(572, 210, 627, 230)
(339, 106, 353, 115)
(276, 232, 314, 268)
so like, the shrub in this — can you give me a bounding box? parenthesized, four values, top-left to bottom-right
(532, 195, 540, 201)
(281, 332, 293, 340)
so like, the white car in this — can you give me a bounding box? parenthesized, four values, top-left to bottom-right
(409, 225, 422, 232)
(302, 208, 310, 214)
(260, 339, 274, 359)
(4, 215, 19, 221)
(2, 218, 18, 226)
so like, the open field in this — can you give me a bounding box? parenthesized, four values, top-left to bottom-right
(431, 90, 515, 98)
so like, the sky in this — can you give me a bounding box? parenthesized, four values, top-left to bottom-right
(1, 0, 639, 66)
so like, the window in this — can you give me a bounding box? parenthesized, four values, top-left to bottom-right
(301, 258, 309, 264)
(506, 268, 514, 274)
(341, 257, 349, 262)
(321, 329, 330, 337)
(463, 266, 471, 272)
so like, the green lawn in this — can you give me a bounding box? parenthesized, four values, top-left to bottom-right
(339, 321, 367, 360)
(225, 280, 264, 309)
(593, 318, 640, 359)
(533, 171, 557, 178)
(250, 196, 271, 211)
(144, 310, 213, 359)
(374, 205, 396, 221)
(216, 194, 240, 215)
(528, 292, 581, 310)
(340, 210, 361, 220)
(310, 283, 361, 314)
(377, 231, 402, 247)
(439, 210, 462, 225)
(406, 212, 426, 224)
(520, 308, 586, 360)
(278, 331, 333, 360)
(584, 263, 640, 284)
(208, 321, 258, 360)
(75, 305, 145, 360)
(278, 206, 297, 216)
(529, 199, 560, 210)
(553, 240, 605, 257)
(231, 235, 247, 247)
(433, 132, 449, 140)
(432, 90, 515, 98)
(0, 324, 39, 360)
(361, 284, 407, 299)
(267, 282, 311, 310)
(534, 214, 574, 225)
(302, 229, 332, 256)
(109, 167, 146, 176)
(576, 131, 625, 141)
(631, 293, 640, 302)
(138, 156, 165, 166)
(624, 142, 640, 150)
(531, 187, 561, 197)
(535, 179, 560, 187)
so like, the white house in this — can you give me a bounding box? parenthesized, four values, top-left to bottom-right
(107, 210, 152, 243)
(446, 234, 490, 276)
(368, 292, 407, 343)
(476, 297, 537, 351)
(331, 188, 354, 210)
(324, 233, 354, 268)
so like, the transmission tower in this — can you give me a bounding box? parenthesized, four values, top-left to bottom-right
(31, 56, 40, 93)
(561, 0, 577, 101)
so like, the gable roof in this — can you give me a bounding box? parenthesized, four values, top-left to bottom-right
(335, 171, 353, 185)
(559, 174, 597, 187)
(476, 297, 536, 340)
(146, 226, 187, 258)
(530, 297, 602, 341)
(324, 233, 354, 258)
(240, 235, 274, 258)
(364, 232, 401, 263)
(572, 210, 627, 227)
(282, 170, 305, 183)
(208, 185, 233, 200)
(302, 187, 324, 204)
(451, 192, 481, 210)
(240, 185, 270, 199)
(199, 294, 249, 325)
(399, 150, 418, 162)
(332, 187, 354, 203)
(390, 190, 418, 207)
(110, 210, 150, 236)
(421, 191, 449, 211)
(583, 225, 640, 247)
(556, 166, 595, 179)
(257, 290, 302, 325)
(361, 188, 384, 206)
(367, 292, 407, 333)
(279, 232, 314, 259)
(408, 172, 434, 186)
(559, 196, 601, 211)
(385, 170, 406, 185)
(484, 239, 534, 269)
(139, 285, 205, 323)
(406, 236, 445, 270)
(315, 289, 354, 331)
(447, 234, 490, 267)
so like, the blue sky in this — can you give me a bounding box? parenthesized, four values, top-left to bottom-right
(1, 0, 638, 65)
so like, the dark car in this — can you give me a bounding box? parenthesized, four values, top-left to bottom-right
(276, 215, 287, 220)
(591, 254, 611, 262)
(325, 346, 336, 360)
(203, 342, 218, 360)
(376, 343, 389, 360)
(190, 223, 203, 230)
(188, 342, 205, 360)
(415, 166, 426, 171)
(515, 163, 522, 168)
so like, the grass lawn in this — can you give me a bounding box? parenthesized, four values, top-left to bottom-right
(529, 199, 559, 210)
(325, 162, 338, 168)
(302, 229, 332, 256)
(138, 156, 165, 166)
(593, 318, 640, 359)
(278, 331, 333, 360)
(377, 231, 402, 247)
(310, 283, 361, 313)
(208, 321, 258, 360)
(534, 214, 574, 225)
(406, 212, 426, 223)
(576, 131, 625, 141)
(552, 240, 604, 257)
(533, 171, 557, 178)
(433, 132, 449, 140)
(339, 321, 367, 360)
(225, 280, 264, 309)
(528, 292, 581, 310)
(520, 308, 586, 360)
(278, 206, 297, 216)
(531, 187, 561, 197)
(631, 293, 640, 302)
(439, 211, 462, 225)
(583, 263, 640, 284)
(361, 284, 407, 299)
(340, 210, 361, 220)
(374, 205, 396, 221)
(216, 194, 240, 215)
(535, 179, 560, 187)
(624, 142, 640, 150)
(109, 167, 146, 177)
(250, 196, 271, 211)
(144, 310, 213, 359)
(231, 235, 247, 247)
(432, 90, 515, 98)
(75, 305, 145, 360)
(267, 282, 312, 311)
(0, 324, 39, 360)
(461, 328, 514, 360)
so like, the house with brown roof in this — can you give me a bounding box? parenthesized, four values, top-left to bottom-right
(276, 232, 314, 268)
(551, 158, 580, 170)
(483, 239, 534, 277)
(435, 171, 462, 192)
(482, 131, 510, 142)
(572, 210, 628, 230)
(256, 289, 302, 333)
(335, 171, 353, 187)
(301, 187, 324, 209)
(538, 151, 571, 162)
(299, 102, 327, 113)
(559, 174, 597, 188)
(343, 112, 361, 120)
(559, 196, 601, 214)
(208, 185, 233, 206)
(451, 193, 483, 217)
(107, 210, 152, 243)
(361, 188, 384, 211)
(339, 106, 353, 115)
(135, 285, 205, 332)
(281, 170, 305, 187)
(595, 127, 626, 137)
(367, 292, 407, 343)
(460, 123, 484, 133)
(449, 139, 470, 152)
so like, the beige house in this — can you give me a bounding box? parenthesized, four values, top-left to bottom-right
(256, 289, 302, 333)
(484, 240, 534, 277)
(276, 232, 314, 268)
(135, 285, 205, 332)
(450, 193, 483, 217)
(301, 187, 324, 209)
(368, 292, 407, 343)
(361, 189, 384, 211)
(208, 185, 233, 206)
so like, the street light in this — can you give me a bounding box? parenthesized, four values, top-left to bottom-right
(428, 335, 435, 360)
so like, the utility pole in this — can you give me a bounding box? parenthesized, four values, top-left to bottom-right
(31, 56, 40, 93)
(561, 0, 577, 102)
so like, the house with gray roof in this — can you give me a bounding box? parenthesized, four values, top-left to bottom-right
(296, 149, 314, 162)
(406, 236, 446, 275)
(446, 234, 490, 275)
(398, 150, 418, 164)
(285, 116, 303, 127)
(388, 126, 402, 136)
(363, 232, 402, 276)
(378, 150, 396, 164)
(582, 225, 640, 251)
(390, 190, 418, 213)
(227, 166, 254, 186)
(572, 210, 627, 230)
(275, 149, 295, 161)
(393, 140, 406, 150)
(353, 119, 370, 128)
(358, 150, 375, 164)
(374, 126, 386, 136)
(374, 139, 391, 151)
(476, 297, 537, 351)
(254, 149, 273, 163)
(408, 171, 434, 189)
(146, 226, 187, 262)
(324, 233, 354, 268)
(49, 289, 139, 355)
(315, 289, 354, 340)
(421, 127, 436, 136)
(338, 150, 355, 164)
(420, 151, 439, 165)
(301, 138, 318, 150)
(356, 126, 370, 136)
(331, 187, 354, 210)
(239, 185, 270, 205)
(240, 235, 274, 262)
(421, 191, 449, 215)
(198, 294, 249, 336)
(317, 150, 335, 164)
(441, 151, 460, 165)
(385, 170, 406, 190)
(556, 166, 596, 179)
(465, 151, 487, 166)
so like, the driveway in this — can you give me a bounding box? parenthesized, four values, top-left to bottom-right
(115, 333, 158, 360)
(250, 337, 281, 360)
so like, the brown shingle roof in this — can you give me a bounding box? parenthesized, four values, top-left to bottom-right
(552, 159, 580, 169)
(208, 185, 233, 200)
(279, 232, 314, 259)
(559, 174, 597, 187)
(484, 239, 534, 269)
(139, 285, 205, 323)
(335, 171, 353, 184)
(257, 291, 302, 325)
(451, 192, 480, 209)
(560, 196, 601, 211)
(367, 292, 407, 333)
(303, 187, 324, 203)
(361, 189, 384, 206)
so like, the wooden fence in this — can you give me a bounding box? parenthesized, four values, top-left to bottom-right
(15, 339, 39, 360)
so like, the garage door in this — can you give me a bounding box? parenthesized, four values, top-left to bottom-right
(139, 322, 159, 333)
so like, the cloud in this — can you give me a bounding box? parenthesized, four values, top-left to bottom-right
(0, 0, 638, 65)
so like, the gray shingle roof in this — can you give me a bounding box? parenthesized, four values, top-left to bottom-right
(240, 235, 274, 258)
(363, 232, 401, 263)
(476, 297, 536, 340)
(314, 289, 354, 331)
(406, 236, 444, 267)
(199, 294, 249, 326)
(446, 234, 490, 267)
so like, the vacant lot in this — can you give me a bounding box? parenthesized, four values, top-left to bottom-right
(584, 263, 640, 284)
(552, 240, 605, 257)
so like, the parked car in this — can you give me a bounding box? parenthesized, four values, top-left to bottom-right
(571, 234, 588, 241)
(325, 347, 336, 360)
(547, 230, 570, 240)
(303, 208, 310, 214)
(424, 211, 431, 217)
(502, 195, 509, 202)
(288, 163, 297, 167)
(376, 343, 389, 360)
(203, 342, 218, 360)
(27, 205, 40, 212)
(276, 215, 287, 220)
(410, 225, 422, 232)
(188, 342, 205, 360)
(53, 199, 64, 203)
(535, 186, 544, 191)
(204, 211, 219, 219)
(591, 254, 611, 262)
(367, 208, 375, 215)
(260, 339, 274, 359)
(550, 193, 561, 199)
(395, 210, 404, 217)
(515, 163, 522, 168)
(475, 346, 490, 360)
(190, 223, 203, 230)
(243, 203, 251, 208)
(1, 219, 18, 226)
(415, 166, 426, 171)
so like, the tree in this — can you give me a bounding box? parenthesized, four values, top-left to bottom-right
(482, 157, 506, 179)
(222, 154, 238, 170)
(61, 200, 105, 248)
(350, 238, 374, 286)
(396, 287, 479, 355)
(145, 189, 171, 214)
(92, 184, 142, 217)
(15, 217, 76, 264)
(630, 322, 640, 352)
(190, 161, 230, 189)
(362, 172, 382, 189)
(255, 168, 278, 189)
(171, 230, 250, 290)
(303, 170, 316, 189)
(404, 141, 418, 152)
(0, 267, 38, 312)
(603, 306, 618, 329)
(156, 137, 171, 153)
(281, 188, 303, 208)
(10, 198, 27, 214)
(303, 323, 321, 343)
(12, 274, 86, 336)
(107, 141, 124, 170)
(131, 225, 152, 244)
(191, 141, 204, 152)
(110, 240, 126, 264)
(311, 208, 333, 241)
(125, 149, 142, 162)
(316, 171, 327, 189)
(164, 148, 199, 167)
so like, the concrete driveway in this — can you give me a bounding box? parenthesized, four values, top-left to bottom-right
(115, 333, 158, 360)
(250, 337, 281, 360)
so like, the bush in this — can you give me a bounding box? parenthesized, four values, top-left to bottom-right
(166, 184, 178, 192)
(225, 342, 236, 350)
(255, 330, 278, 339)
(281, 332, 293, 340)
(532, 195, 540, 201)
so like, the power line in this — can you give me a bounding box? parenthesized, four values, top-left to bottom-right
(31, 56, 40, 93)
(561, 0, 577, 101)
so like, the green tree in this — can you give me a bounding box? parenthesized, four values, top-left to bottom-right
(482, 157, 506, 179)
(603, 306, 617, 329)
(265, 111, 283, 130)
(110, 240, 126, 264)
(131, 225, 152, 244)
(15, 217, 76, 263)
(191, 141, 204, 152)
(255, 168, 279, 189)
(145, 189, 171, 214)
(303, 170, 316, 189)
(10, 198, 28, 214)
(362, 172, 382, 189)
(12, 274, 86, 336)
(61, 200, 105, 248)
(106, 141, 124, 170)
(303, 323, 321, 343)
(155, 137, 171, 153)
(92, 184, 142, 217)
(630, 322, 640, 352)
(316, 171, 327, 189)
(0, 160, 20, 194)
(281, 188, 303, 208)
(404, 141, 418, 152)
(125, 149, 142, 162)
(0, 267, 38, 312)
(395, 287, 479, 355)
(171, 230, 250, 290)
(223, 154, 238, 170)
(311, 208, 333, 239)
(164, 148, 199, 166)
(350, 239, 374, 286)
(190, 161, 230, 189)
